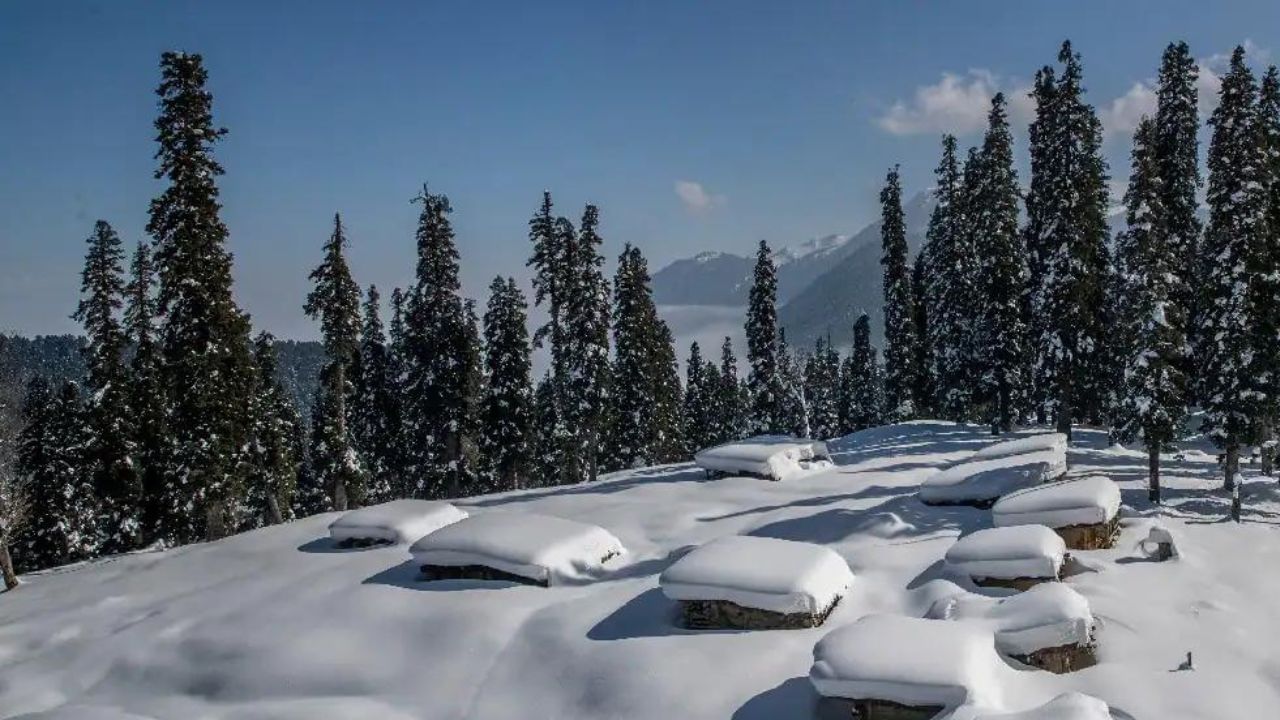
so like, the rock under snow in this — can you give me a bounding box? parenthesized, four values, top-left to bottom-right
(409, 511, 625, 586)
(975, 692, 1112, 720)
(809, 614, 1008, 708)
(945, 525, 1066, 582)
(972, 433, 1068, 462)
(992, 476, 1121, 530)
(693, 435, 832, 481)
(328, 499, 468, 546)
(924, 581, 1093, 656)
(918, 448, 1067, 506)
(659, 535, 853, 616)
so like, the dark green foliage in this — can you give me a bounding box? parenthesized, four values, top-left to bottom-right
(879, 166, 918, 421)
(925, 135, 976, 420)
(480, 277, 533, 491)
(804, 336, 842, 440)
(682, 343, 718, 453)
(712, 337, 748, 445)
(123, 242, 167, 544)
(351, 286, 400, 503)
(910, 250, 935, 417)
(747, 240, 783, 434)
(243, 333, 300, 527)
(840, 314, 883, 433)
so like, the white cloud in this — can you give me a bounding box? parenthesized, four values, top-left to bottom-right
(1100, 81, 1158, 136)
(674, 180, 724, 213)
(877, 70, 999, 136)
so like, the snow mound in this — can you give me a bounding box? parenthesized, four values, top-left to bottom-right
(972, 433, 1068, 462)
(925, 582, 1093, 655)
(408, 511, 625, 585)
(659, 535, 853, 615)
(10, 709, 159, 720)
(919, 448, 1066, 505)
(945, 526, 1066, 581)
(809, 614, 1007, 708)
(975, 692, 1112, 719)
(993, 476, 1121, 529)
(693, 435, 832, 481)
(327, 499, 467, 545)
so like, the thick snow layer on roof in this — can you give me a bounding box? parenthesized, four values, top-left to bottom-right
(659, 535, 853, 615)
(972, 434, 1068, 462)
(919, 448, 1066, 504)
(809, 614, 1007, 708)
(694, 435, 832, 480)
(993, 476, 1121, 529)
(328, 499, 468, 545)
(975, 692, 1112, 719)
(945, 525, 1066, 580)
(925, 582, 1093, 655)
(409, 511, 625, 584)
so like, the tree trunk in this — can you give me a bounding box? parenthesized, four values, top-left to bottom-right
(1224, 442, 1239, 492)
(1262, 422, 1275, 477)
(1055, 396, 1072, 440)
(266, 493, 284, 526)
(1148, 444, 1161, 505)
(0, 543, 18, 591)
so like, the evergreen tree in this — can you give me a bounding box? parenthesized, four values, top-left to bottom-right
(387, 287, 410, 497)
(1115, 117, 1188, 504)
(72, 220, 140, 552)
(147, 52, 257, 542)
(682, 342, 717, 453)
(402, 187, 475, 497)
(480, 277, 533, 491)
(1253, 66, 1280, 475)
(910, 250, 936, 417)
(650, 321, 685, 463)
(351, 286, 399, 503)
(1024, 67, 1059, 422)
(776, 330, 808, 437)
(880, 166, 918, 422)
(457, 299, 486, 496)
(804, 336, 842, 439)
(746, 240, 783, 433)
(243, 333, 300, 527)
(1027, 41, 1111, 438)
(713, 337, 747, 444)
(123, 242, 166, 544)
(926, 135, 976, 420)
(1199, 46, 1268, 514)
(1154, 42, 1204, 404)
(840, 314, 882, 432)
(971, 93, 1029, 433)
(530, 372, 563, 487)
(562, 206, 612, 480)
(304, 213, 366, 510)
(604, 244, 681, 469)
(15, 379, 95, 571)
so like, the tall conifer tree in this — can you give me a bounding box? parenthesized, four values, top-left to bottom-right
(880, 166, 918, 422)
(351, 286, 399, 502)
(926, 135, 976, 420)
(123, 242, 166, 544)
(840, 314, 882, 432)
(714, 337, 747, 444)
(562, 206, 612, 480)
(1253, 66, 1280, 475)
(480, 277, 533, 491)
(243, 333, 300, 526)
(746, 240, 782, 433)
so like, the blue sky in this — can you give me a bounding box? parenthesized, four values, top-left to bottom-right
(3, 1, 1279, 338)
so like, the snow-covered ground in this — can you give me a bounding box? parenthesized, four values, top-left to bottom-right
(3, 422, 1280, 719)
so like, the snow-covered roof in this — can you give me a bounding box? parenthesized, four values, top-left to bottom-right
(918, 448, 1066, 505)
(975, 692, 1112, 720)
(925, 582, 1093, 655)
(693, 435, 832, 481)
(971, 433, 1068, 462)
(409, 511, 625, 585)
(659, 535, 853, 615)
(809, 614, 1006, 708)
(993, 476, 1121, 529)
(328, 499, 468, 545)
(945, 525, 1066, 580)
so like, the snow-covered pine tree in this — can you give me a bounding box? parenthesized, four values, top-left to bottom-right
(1153, 42, 1203, 406)
(971, 93, 1029, 434)
(1028, 41, 1111, 438)
(457, 299, 486, 496)
(840, 314, 882, 432)
(147, 52, 257, 543)
(1115, 117, 1188, 504)
(304, 213, 366, 511)
(123, 242, 166, 545)
(880, 166, 919, 422)
(530, 372, 564, 487)
(910, 250, 936, 418)
(386, 287, 410, 497)
(402, 187, 476, 498)
(562, 206, 612, 481)
(714, 337, 747, 445)
(650, 320, 685, 464)
(480, 277, 533, 492)
(72, 220, 140, 553)
(746, 240, 783, 434)
(351, 286, 399, 503)
(804, 336, 841, 439)
(682, 342, 716, 454)
(15, 379, 96, 571)
(1199, 46, 1268, 514)
(243, 333, 300, 527)
(1252, 66, 1280, 475)
(926, 135, 976, 421)
(1023, 67, 1058, 423)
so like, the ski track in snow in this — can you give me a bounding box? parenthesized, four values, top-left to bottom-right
(2, 421, 1280, 718)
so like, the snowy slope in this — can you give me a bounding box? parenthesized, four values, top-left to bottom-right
(3, 423, 1280, 719)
